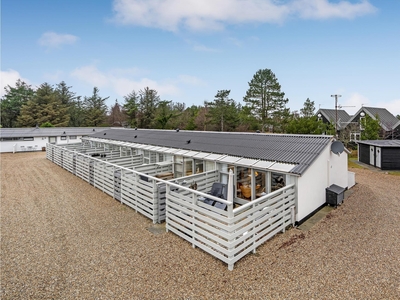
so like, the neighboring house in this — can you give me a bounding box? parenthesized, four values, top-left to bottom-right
(358, 140, 400, 170)
(346, 107, 400, 140)
(46, 128, 353, 270)
(316, 108, 351, 132)
(0, 127, 109, 153)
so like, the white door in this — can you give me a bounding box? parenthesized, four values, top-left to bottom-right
(370, 146, 374, 165)
(376, 147, 381, 168)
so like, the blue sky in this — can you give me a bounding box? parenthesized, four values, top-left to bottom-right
(2, 0, 399, 116)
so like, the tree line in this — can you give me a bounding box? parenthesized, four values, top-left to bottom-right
(0, 68, 368, 137)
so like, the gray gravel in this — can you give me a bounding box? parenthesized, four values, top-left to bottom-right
(1, 152, 400, 299)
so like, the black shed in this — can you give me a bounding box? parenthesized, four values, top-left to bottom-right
(357, 140, 400, 170)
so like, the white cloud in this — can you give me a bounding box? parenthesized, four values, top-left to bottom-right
(342, 93, 400, 117)
(71, 65, 110, 88)
(111, 0, 377, 31)
(70, 64, 203, 98)
(0, 69, 30, 97)
(341, 92, 370, 115)
(38, 31, 79, 48)
(377, 99, 400, 117)
(292, 0, 377, 19)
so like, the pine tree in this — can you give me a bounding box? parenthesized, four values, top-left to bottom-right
(83, 87, 109, 127)
(206, 90, 239, 131)
(243, 69, 288, 132)
(0, 79, 35, 128)
(137, 87, 160, 128)
(122, 90, 139, 127)
(17, 83, 69, 127)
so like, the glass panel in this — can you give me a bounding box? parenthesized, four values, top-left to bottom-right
(236, 166, 251, 200)
(205, 160, 215, 171)
(185, 159, 193, 176)
(271, 173, 286, 191)
(254, 170, 267, 198)
(174, 155, 183, 178)
(194, 159, 203, 174)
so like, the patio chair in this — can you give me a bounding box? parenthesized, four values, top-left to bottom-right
(214, 183, 229, 210)
(203, 182, 226, 206)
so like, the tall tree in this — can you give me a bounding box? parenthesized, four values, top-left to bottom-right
(155, 100, 174, 129)
(137, 87, 160, 128)
(361, 114, 381, 140)
(108, 99, 126, 126)
(206, 90, 239, 131)
(0, 79, 35, 128)
(243, 69, 288, 132)
(300, 98, 315, 118)
(68, 98, 86, 127)
(55, 81, 81, 127)
(17, 83, 69, 127)
(82, 87, 109, 126)
(123, 90, 139, 127)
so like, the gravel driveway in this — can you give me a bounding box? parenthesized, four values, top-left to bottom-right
(1, 152, 399, 299)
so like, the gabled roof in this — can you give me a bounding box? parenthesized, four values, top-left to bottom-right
(348, 107, 399, 131)
(316, 108, 351, 130)
(89, 128, 335, 175)
(0, 127, 109, 138)
(393, 120, 400, 130)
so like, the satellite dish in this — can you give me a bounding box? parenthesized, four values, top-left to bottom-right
(331, 141, 344, 155)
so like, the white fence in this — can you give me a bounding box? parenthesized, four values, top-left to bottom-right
(46, 143, 297, 270)
(166, 183, 296, 270)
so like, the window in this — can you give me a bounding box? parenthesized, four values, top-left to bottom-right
(60, 136, 67, 140)
(23, 137, 34, 141)
(271, 173, 286, 191)
(69, 135, 77, 140)
(185, 159, 193, 176)
(1, 137, 23, 141)
(194, 159, 204, 174)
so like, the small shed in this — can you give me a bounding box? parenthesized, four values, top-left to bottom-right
(357, 140, 400, 170)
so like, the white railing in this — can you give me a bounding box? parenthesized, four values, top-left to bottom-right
(46, 144, 219, 224)
(166, 183, 296, 270)
(46, 143, 297, 270)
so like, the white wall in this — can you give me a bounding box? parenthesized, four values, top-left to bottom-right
(0, 136, 83, 153)
(296, 144, 348, 222)
(328, 150, 349, 188)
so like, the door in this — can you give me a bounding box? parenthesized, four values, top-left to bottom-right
(49, 136, 57, 144)
(376, 147, 381, 168)
(369, 146, 374, 166)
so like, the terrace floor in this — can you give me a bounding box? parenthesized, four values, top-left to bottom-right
(1, 152, 399, 299)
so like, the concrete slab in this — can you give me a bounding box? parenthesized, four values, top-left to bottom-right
(297, 205, 335, 231)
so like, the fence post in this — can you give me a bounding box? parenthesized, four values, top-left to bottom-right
(192, 191, 197, 248)
(291, 206, 295, 226)
(165, 184, 170, 233)
(153, 179, 158, 224)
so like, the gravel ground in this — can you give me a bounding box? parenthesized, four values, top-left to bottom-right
(1, 152, 400, 299)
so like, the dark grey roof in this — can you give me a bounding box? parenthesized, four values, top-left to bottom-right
(357, 140, 400, 147)
(316, 109, 351, 130)
(393, 120, 400, 130)
(91, 128, 334, 175)
(349, 107, 399, 131)
(0, 127, 109, 138)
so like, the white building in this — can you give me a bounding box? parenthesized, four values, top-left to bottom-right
(0, 127, 109, 153)
(45, 128, 354, 270)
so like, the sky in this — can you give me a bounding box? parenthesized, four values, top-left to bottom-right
(1, 0, 400, 116)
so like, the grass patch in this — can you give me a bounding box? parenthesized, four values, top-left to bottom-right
(387, 171, 400, 176)
(348, 158, 364, 169)
(348, 149, 358, 159)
